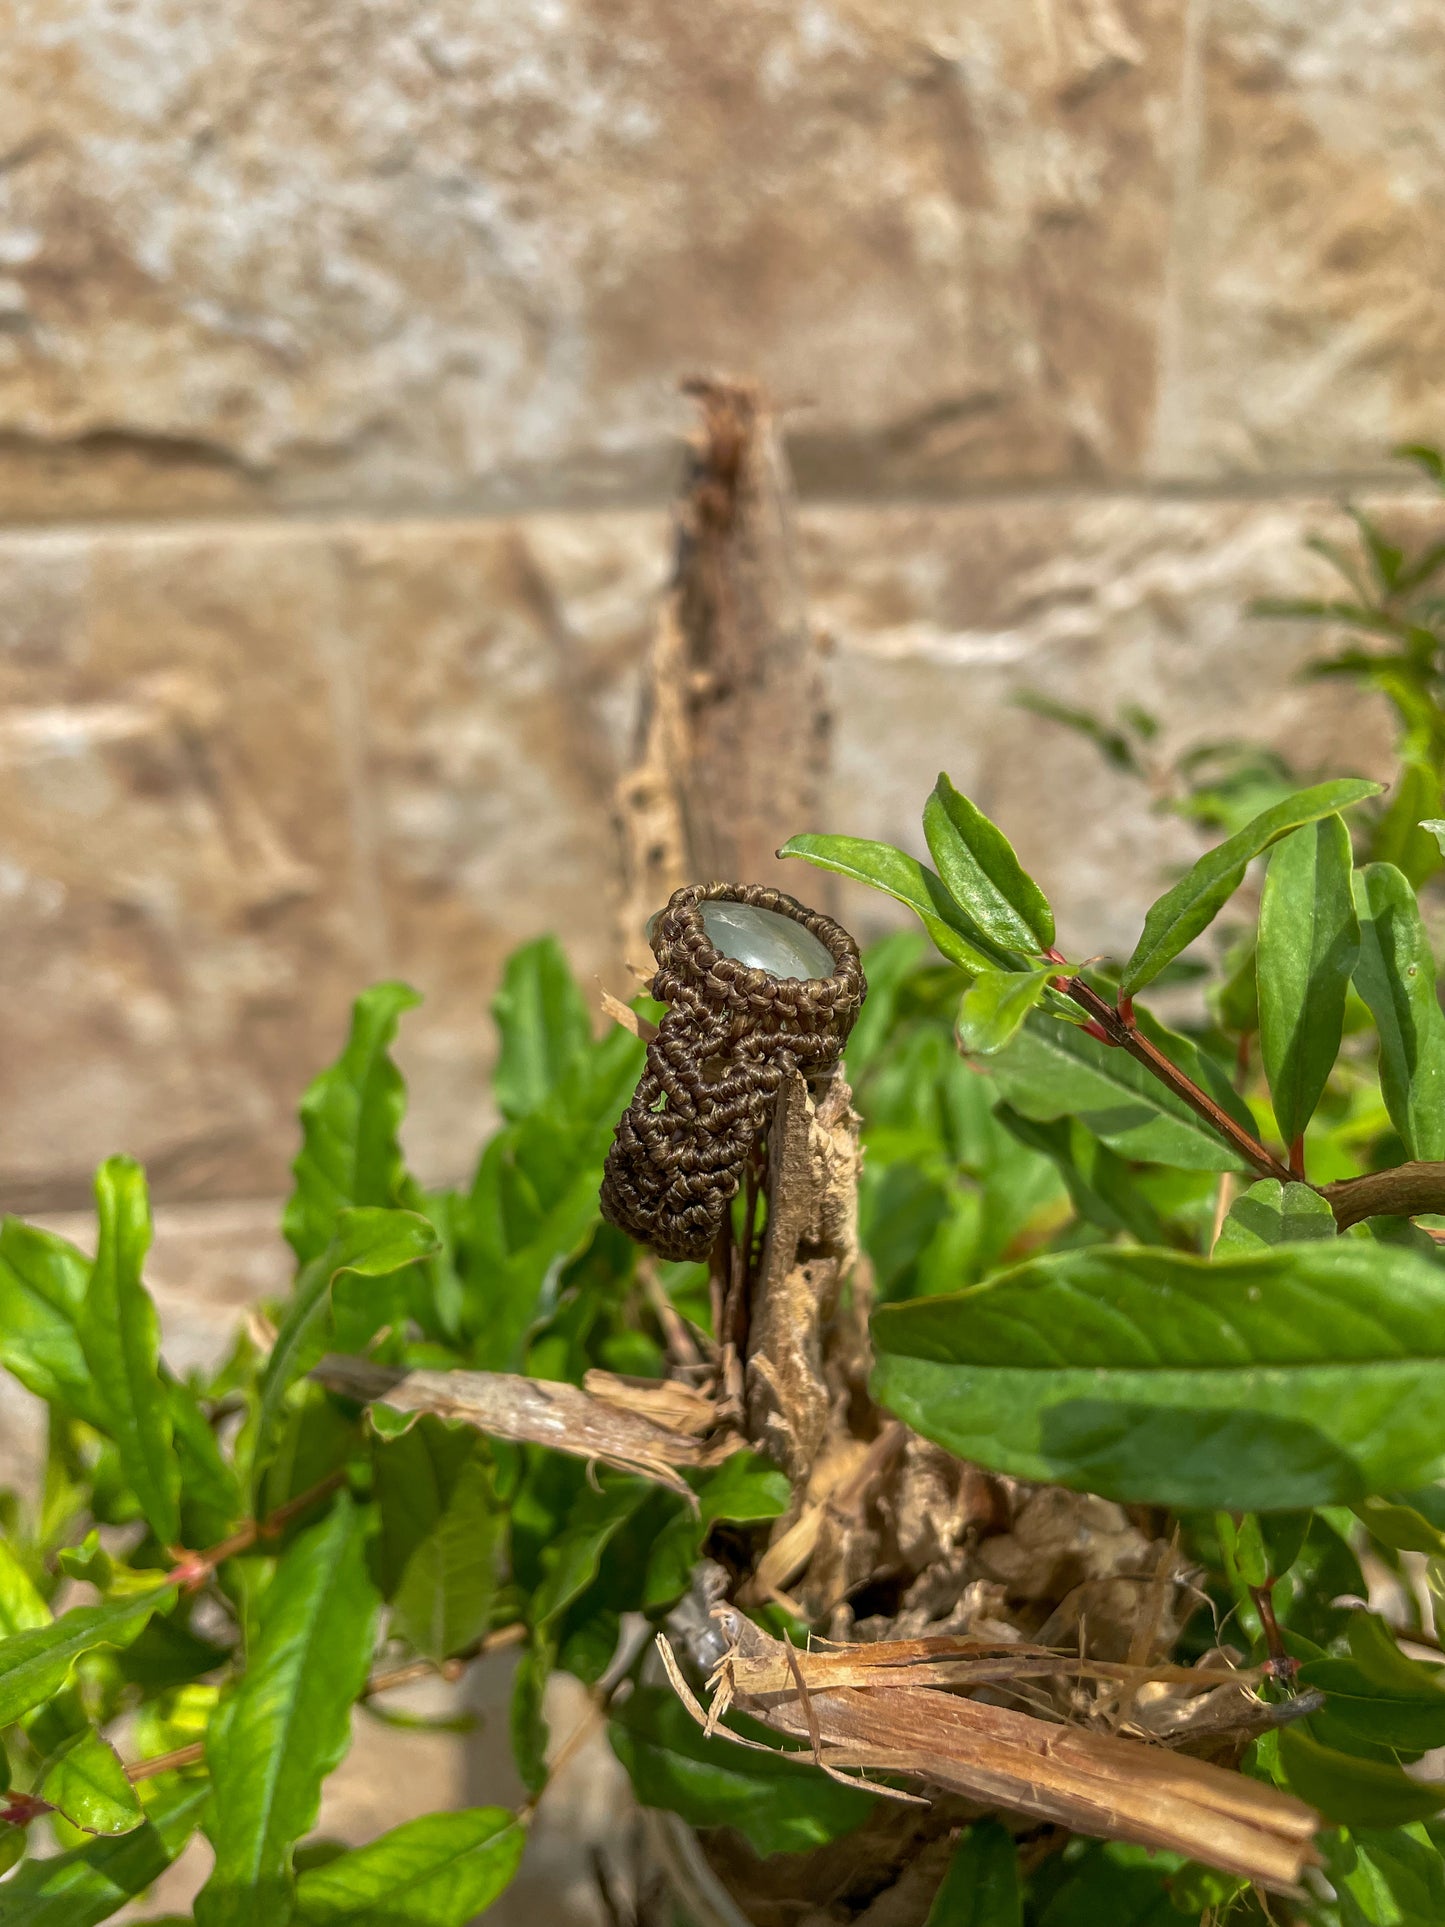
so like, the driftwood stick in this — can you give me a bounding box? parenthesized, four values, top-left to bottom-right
(311, 1355, 734, 1500)
(615, 375, 828, 972)
(658, 1614, 1322, 1896)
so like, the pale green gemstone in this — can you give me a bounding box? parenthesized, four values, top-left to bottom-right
(701, 901, 834, 979)
(645, 900, 835, 979)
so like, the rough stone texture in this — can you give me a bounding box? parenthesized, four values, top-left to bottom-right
(1, 2, 1442, 1909)
(0, 493, 1412, 1217)
(1164, 0, 1445, 472)
(0, 526, 379, 1211)
(808, 492, 1406, 959)
(0, 0, 1190, 516)
(0, 514, 663, 1210)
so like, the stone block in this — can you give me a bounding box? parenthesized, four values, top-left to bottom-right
(0, 1, 1185, 516)
(0, 490, 1419, 1219)
(1162, 0, 1445, 472)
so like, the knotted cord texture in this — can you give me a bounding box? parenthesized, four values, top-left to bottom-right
(601, 883, 865, 1261)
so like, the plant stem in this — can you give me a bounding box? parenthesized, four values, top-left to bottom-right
(1062, 977, 1292, 1184)
(165, 1468, 349, 1588)
(125, 1742, 205, 1784)
(1321, 1161, 1445, 1229)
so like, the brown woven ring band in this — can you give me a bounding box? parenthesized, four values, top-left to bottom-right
(600, 883, 866, 1262)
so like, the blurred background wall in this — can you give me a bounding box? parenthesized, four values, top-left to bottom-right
(1, 0, 1443, 1912)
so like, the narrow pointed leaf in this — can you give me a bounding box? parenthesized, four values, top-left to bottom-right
(373, 1419, 506, 1661)
(38, 1729, 144, 1837)
(253, 1208, 440, 1492)
(492, 937, 593, 1123)
(1279, 1726, 1445, 1828)
(924, 1819, 1021, 1926)
(1351, 863, 1445, 1158)
(0, 1590, 174, 1728)
(779, 834, 1013, 970)
(1257, 815, 1359, 1143)
(294, 1807, 525, 1926)
(80, 1159, 179, 1548)
(994, 1107, 1166, 1243)
(986, 1011, 1253, 1172)
(957, 968, 1053, 1056)
(0, 1780, 208, 1926)
(0, 1220, 99, 1422)
(1215, 1180, 1339, 1252)
(285, 982, 422, 1267)
(1120, 778, 1381, 994)
(923, 774, 1054, 953)
(532, 1477, 652, 1629)
(1300, 1612, 1445, 1752)
(0, 1538, 51, 1637)
(871, 1242, 1445, 1510)
(197, 1496, 381, 1927)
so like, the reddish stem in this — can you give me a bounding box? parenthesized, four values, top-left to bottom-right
(165, 1468, 349, 1591)
(1061, 977, 1291, 1184)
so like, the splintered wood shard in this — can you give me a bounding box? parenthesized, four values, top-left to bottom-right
(312, 1355, 734, 1500)
(745, 1066, 863, 1485)
(655, 1616, 1321, 1895)
(615, 374, 827, 974)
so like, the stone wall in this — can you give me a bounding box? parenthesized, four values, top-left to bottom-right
(2, 1, 1442, 1917)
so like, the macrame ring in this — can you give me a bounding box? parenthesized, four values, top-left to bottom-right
(600, 882, 866, 1262)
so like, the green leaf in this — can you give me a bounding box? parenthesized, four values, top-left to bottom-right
(923, 774, 1054, 954)
(1215, 1179, 1338, 1252)
(509, 1633, 552, 1796)
(778, 834, 1012, 971)
(1419, 818, 1445, 856)
(459, 1025, 644, 1371)
(994, 1108, 1166, 1244)
(0, 1589, 173, 1729)
(38, 1729, 145, 1837)
(294, 1807, 526, 1926)
(1257, 815, 1360, 1143)
(531, 1478, 652, 1630)
(80, 1159, 180, 1548)
(1280, 1725, 1445, 1827)
(0, 1780, 208, 1927)
(985, 1010, 1251, 1172)
(0, 1538, 51, 1637)
(373, 1419, 506, 1661)
(1351, 864, 1445, 1159)
(924, 1819, 1021, 1926)
(957, 969, 1054, 1057)
(166, 1372, 243, 1537)
(197, 1495, 381, 1927)
(1120, 778, 1381, 995)
(253, 1208, 440, 1492)
(285, 982, 423, 1267)
(871, 1242, 1445, 1510)
(643, 1452, 791, 1610)
(0, 1220, 99, 1422)
(1330, 1823, 1445, 1927)
(492, 937, 593, 1123)
(1300, 1613, 1445, 1753)
(609, 1686, 875, 1859)
(1354, 1495, 1445, 1557)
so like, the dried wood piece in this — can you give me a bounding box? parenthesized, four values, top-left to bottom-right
(745, 1067, 863, 1485)
(311, 1354, 735, 1499)
(656, 1613, 1321, 1895)
(615, 375, 828, 975)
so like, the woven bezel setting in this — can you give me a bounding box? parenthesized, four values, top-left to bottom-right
(600, 882, 865, 1262)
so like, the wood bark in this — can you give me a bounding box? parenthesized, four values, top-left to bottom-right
(616, 376, 828, 972)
